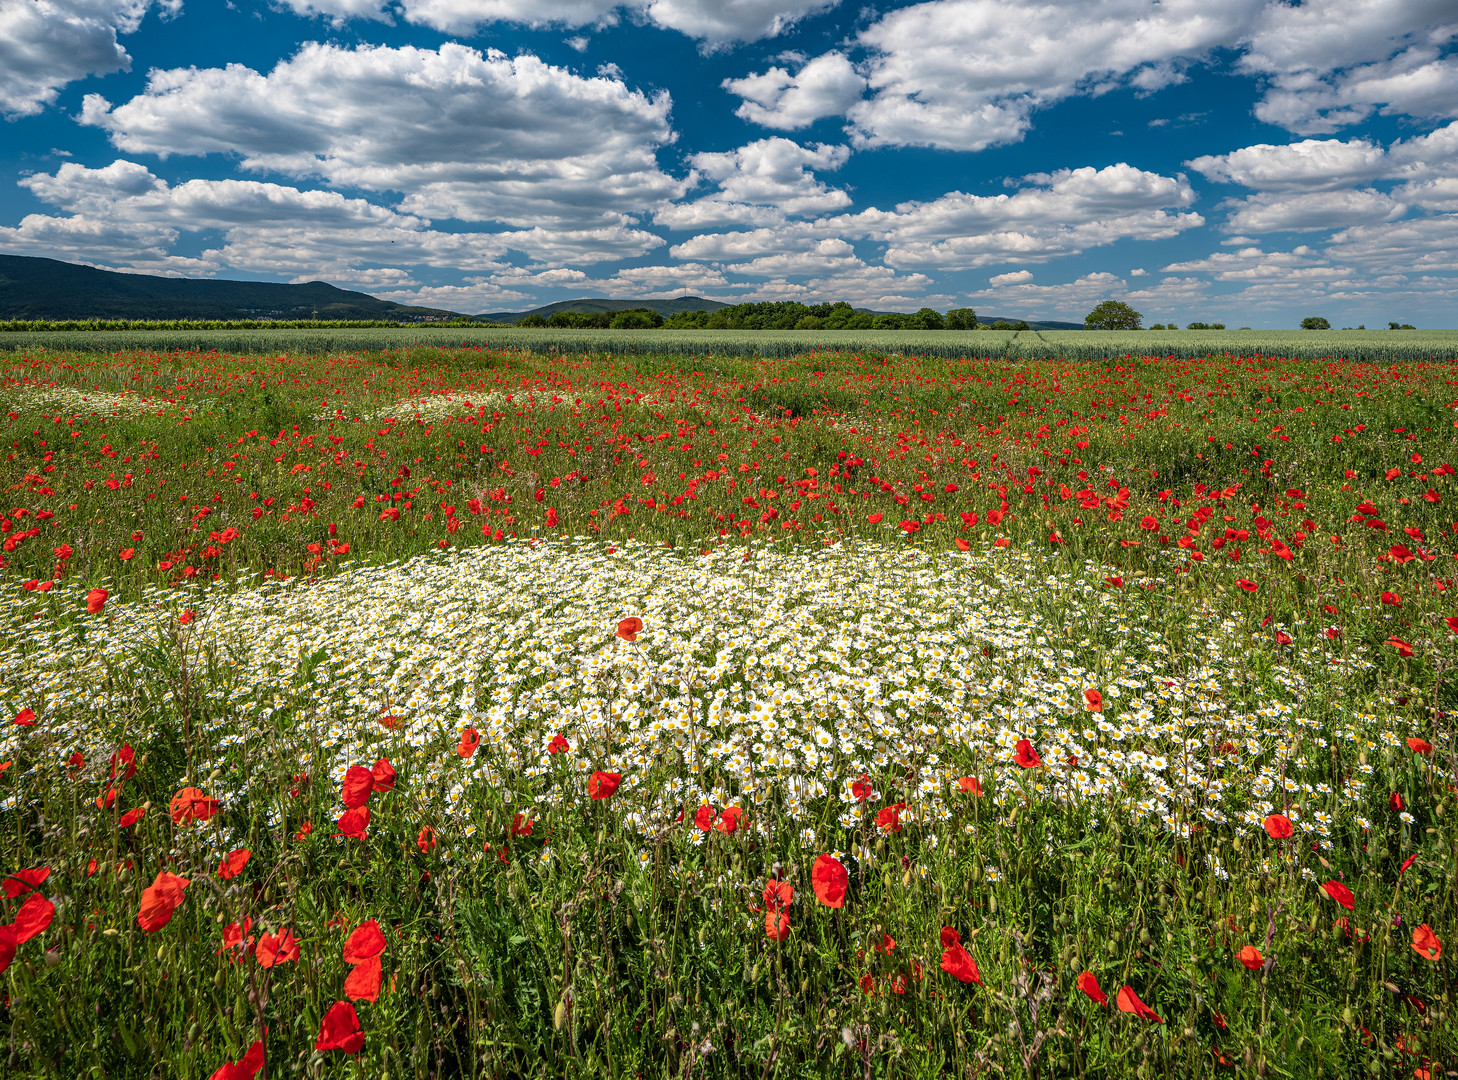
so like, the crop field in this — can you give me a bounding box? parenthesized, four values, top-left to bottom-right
(0, 326, 1455, 363)
(0, 343, 1455, 1079)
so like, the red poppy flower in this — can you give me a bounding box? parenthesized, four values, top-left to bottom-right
(940, 942, 981, 984)
(940, 926, 961, 948)
(206, 1039, 264, 1080)
(315, 1001, 365, 1054)
(1400, 853, 1419, 875)
(86, 587, 108, 614)
(67, 751, 83, 777)
(1104, 576, 1124, 588)
(1381, 591, 1401, 606)
(217, 918, 254, 959)
(764, 908, 791, 940)
(0, 925, 15, 975)
(1116, 986, 1163, 1023)
(95, 786, 117, 811)
(717, 806, 743, 834)
(12, 708, 35, 727)
(1235, 579, 1257, 592)
(1236, 945, 1263, 970)
(1014, 739, 1041, 768)
(218, 849, 251, 880)
(378, 714, 401, 730)
(13, 893, 54, 944)
(1076, 971, 1106, 1005)
(370, 758, 396, 794)
(547, 733, 569, 754)
(416, 826, 437, 854)
(615, 617, 643, 642)
(344, 955, 383, 1002)
(956, 776, 983, 796)
(875, 802, 906, 832)
(333, 807, 370, 839)
(1407, 737, 1433, 755)
(137, 870, 190, 932)
(457, 728, 481, 758)
(588, 770, 622, 800)
(119, 807, 146, 828)
(1389, 791, 1404, 812)
(693, 804, 714, 831)
(3, 867, 49, 899)
(851, 774, 872, 802)
(1446, 616, 1458, 635)
(859, 973, 875, 995)
(343, 920, 386, 964)
(954, 537, 971, 552)
(867, 513, 883, 524)
(763, 879, 793, 912)
(511, 813, 534, 837)
(340, 766, 374, 810)
(170, 786, 220, 824)
(1083, 688, 1103, 713)
(811, 855, 848, 908)
(1263, 814, 1293, 840)
(1386, 637, 1415, 658)
(1322, 880, 1355, 910)
(109, 744, 136, 781)
(178, 609, 195, 625)
(295, 820, 313, 841)
(1412, 923, 1442, 961)
(256, 928, 301, 968)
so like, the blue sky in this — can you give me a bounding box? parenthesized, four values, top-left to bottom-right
(1, 0, 1455, 327)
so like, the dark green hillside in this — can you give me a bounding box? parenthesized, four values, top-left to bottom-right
(0, 254, 456, 321)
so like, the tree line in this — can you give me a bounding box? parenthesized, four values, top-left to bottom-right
(515, 302, 1020, 330)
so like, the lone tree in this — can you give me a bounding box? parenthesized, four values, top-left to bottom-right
(1301, 316, 1331, 330)
(945, 308, 978, 329)
(1084, 300, 1142, 329)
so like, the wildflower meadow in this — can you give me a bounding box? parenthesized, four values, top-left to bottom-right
(0, 341, 1455, 1079)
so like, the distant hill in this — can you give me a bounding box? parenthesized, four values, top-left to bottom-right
(0, 256, 1087, 328)
(0, 254, 458, 322)
(478, 296, 729, 324)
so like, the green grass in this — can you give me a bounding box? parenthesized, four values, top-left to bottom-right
(1, 327, 1454, 361)
(0, 343, 1454, 1079)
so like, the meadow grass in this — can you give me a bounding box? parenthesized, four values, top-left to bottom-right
(0, 344, 1454, 1079)
(0, 327, 1454, 362)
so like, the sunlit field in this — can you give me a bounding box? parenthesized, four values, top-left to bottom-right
(1, 343, 1455, 1079)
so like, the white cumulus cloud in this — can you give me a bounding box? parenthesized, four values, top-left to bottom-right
(0, 0, 173, 118)
(1220, 189, 1408, 233)
(657, 138, 851, 229)
(78, 42, 683, 258)
(723, 52, 865, 130)
(842, 0, 1265, 150)
(834, 163, 1202, 268)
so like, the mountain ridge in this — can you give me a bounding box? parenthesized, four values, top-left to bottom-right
(1, 254, 1087, 329)
(0, 254, 458, 322)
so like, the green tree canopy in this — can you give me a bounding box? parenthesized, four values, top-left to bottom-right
(1301, 316, 1331, 330)
(1084, 300, 1143, 330)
